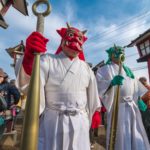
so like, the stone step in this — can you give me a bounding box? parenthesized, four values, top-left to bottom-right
(0, 130, 18, 147)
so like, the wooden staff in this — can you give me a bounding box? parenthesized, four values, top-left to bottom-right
(108, 54, 124, 150)
(20, 1, 51, 150)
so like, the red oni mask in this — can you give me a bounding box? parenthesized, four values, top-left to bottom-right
(55, 23, 87, 61)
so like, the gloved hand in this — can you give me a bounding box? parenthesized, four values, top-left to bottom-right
(138, 99, 147, 112)
(23, 32, 49, 75)
(91, 111, 101, 129)
(111, 75, 124, 86)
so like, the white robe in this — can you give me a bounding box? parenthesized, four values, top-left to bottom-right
(96, 62, 150, 150)
(16, 52, 101, 150)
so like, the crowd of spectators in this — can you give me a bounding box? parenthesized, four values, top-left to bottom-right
(0, 68, 21, 134)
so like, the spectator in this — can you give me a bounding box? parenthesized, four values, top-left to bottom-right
(0, 69, 7, 112)
(0, 68, 20, 109)
(9, 79, 16, 86)
(139, 77, 150, 142)
(139, 77, 150, 90)
(0, 68, 20, 132)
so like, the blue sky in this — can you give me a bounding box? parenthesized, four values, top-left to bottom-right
(0, 0, 150, 80)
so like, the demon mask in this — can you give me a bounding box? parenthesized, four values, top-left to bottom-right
(55, 23, 87, 60)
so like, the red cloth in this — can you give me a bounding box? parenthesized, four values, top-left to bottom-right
(22, 32, 49, 75)
(91, 111, 101, 129)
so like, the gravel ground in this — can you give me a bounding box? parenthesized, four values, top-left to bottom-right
(92, 125, 106, 150)
(0, 114, 106, 150)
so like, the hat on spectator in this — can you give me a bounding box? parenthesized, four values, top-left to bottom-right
(139, 77, 147, 83)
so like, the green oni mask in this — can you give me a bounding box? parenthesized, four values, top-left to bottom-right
(105, 45, 134, 79)
(106, 45, 125, 63)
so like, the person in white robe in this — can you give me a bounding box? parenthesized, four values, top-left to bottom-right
(96, 45, 150, 150)
(15, 24, 101, 150)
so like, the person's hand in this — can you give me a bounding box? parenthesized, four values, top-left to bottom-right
(0, 92, 3, 97)
(25, 32, 49, 54)
(10, 104, 16, 109)
(138, 99, 147, 112)
(111, 75, 124, 86)
(23, 32, 49, 75)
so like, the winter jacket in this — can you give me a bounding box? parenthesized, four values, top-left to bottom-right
(0, 82, 20, 109)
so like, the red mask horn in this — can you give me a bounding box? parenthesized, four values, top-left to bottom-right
(66, 22, 71, 29)
(56, 22, 71, 38)
(82, 30, 87, 34)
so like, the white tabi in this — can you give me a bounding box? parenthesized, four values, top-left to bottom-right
(16, 52, 101, 150)
(96, 62, 150, 150)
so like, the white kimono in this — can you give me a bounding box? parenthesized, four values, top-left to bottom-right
(96, 62, 150, 150)
(16, 52, 101, 150)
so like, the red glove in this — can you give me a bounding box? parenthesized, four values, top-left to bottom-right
(23, 32, 49, 75)
(91, 111, 101, 129)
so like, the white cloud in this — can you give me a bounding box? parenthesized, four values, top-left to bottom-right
(84, 11, 150, 59)
(0, 0, 150, 81)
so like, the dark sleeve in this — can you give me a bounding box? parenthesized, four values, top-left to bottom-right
(9, 85, 20, 105)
